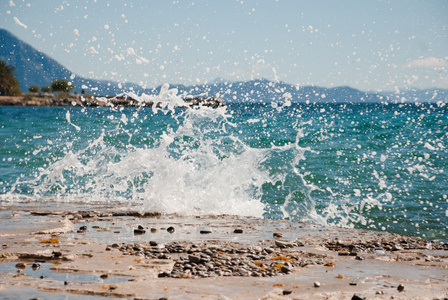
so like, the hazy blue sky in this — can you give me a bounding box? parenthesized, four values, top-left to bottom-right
(1, 0, 447, 91)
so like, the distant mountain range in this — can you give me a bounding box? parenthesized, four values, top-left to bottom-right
(1, 28, 447, 103)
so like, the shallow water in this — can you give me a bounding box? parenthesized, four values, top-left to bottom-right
(1, 96, 447, 242)
(0, 261, 130, 284)
(0, 286, 127, 300)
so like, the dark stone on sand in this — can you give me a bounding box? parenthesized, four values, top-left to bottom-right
(32, 263, 41, 270)
(280, 265, 291, 273)
(397, 284, 405, 292)
(15, 262, 26, 269)
(150, 241, 158, 246)
(52, 251, 62, 258)
(134, 229, 146, 235)
(158, 272, 170, 278)
(283, 290, 292, 295)
(100, 274, 109, 279)
(351, 294, 366, 300)
(273, 232, 283, 238)
(150, 228, 157, 233)
(314, 281, 321, 287)
(233, 229, 243, 234)
(167, 226, 175, 233)
(349, 282, 358, 286)
(138, 225, 144, 230)
(200, 230, 212, 234)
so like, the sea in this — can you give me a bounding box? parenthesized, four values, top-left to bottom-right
(1, 87, 447, 243)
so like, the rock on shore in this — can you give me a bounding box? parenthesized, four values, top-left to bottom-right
(0, 94, 225, 108)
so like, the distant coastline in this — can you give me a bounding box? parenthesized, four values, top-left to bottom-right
(0, 94, 107, 107)
(0, 94, 225, 108)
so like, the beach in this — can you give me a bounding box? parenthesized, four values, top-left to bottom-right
(1, 202, 447, 300)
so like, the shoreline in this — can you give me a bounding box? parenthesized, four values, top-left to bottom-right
(1, 203, 447, 299)
(0, 95, 225, 108)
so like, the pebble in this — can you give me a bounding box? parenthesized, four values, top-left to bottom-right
(134, 229, 146, 235)
(275, 240, 295, 248)
(200, 230, 212, 234)
(273, 232, 283, 238)
(109, 240, 326, 279)
(15, 262, 26, 269)
(351, 294, 366, 300)
(313, 281, 321, 287)
(188, 255, 201, 264)
(233, 229, 243, 234)
(167, 226, 175, 233)
(397, 284, 405, 292)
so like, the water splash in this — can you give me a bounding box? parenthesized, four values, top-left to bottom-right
(5, 86, 296, 218)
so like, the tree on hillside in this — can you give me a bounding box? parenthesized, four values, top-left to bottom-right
(0, 60, 21, 96)
(29, 85, 39, 93)
(41, 86, 51, 93)
(51, 79, 73, 93)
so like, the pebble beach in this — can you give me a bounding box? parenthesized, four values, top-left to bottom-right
(1, 202, 447, 299)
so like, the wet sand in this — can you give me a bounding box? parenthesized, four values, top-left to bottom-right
(1, 202, 447, 299)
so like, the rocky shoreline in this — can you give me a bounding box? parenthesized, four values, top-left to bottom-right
(0, 94, 225, 108)
(1, 203, 447, 299)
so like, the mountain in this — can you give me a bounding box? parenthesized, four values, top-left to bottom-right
(1, 28, 447, 103)
(0, 28, 142, 95)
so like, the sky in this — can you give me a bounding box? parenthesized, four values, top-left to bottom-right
(1, 0, 447, 92)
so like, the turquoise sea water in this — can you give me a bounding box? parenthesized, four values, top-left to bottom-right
(1, 98, 447, 242)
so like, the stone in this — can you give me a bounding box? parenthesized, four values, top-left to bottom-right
(397, 284, 405, 292)
(134, 229, 146, 235)
(233, 229, 243, 234)
(167, 226, 175, 233)
(264, 247, 275, 254)
(273, 232, 283, 238)
(275, 240, 295, 248)
(188, 255, 201, 264)
(15, 262, 26, 269)
(280, 265, 291, 273)
(351, 294, 366, 300)
(314, 281, 321, 287)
